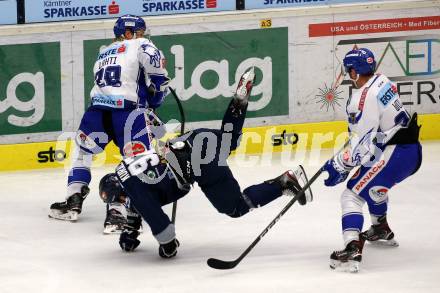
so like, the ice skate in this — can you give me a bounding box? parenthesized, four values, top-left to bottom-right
(103, 207, 127, 234)
(330, 239, 365, 273)
(265, 169, 310, 205)
(231, 67, 256, 115)
(49, 186, 90, 221)
(234, 67, 256, 103)
(361, 215, 399, 247)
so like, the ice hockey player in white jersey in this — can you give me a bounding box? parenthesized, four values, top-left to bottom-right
(49, 15, 170, 234)
(323, 48, 422, 272)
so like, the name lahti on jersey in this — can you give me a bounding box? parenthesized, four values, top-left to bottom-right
(90, 38, 167, 110)
(345, 74, 410, 167)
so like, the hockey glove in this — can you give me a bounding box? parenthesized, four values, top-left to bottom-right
(159, 238, 180, 258)
(323, 156, 352, 187)
(119, 229, 140, 252)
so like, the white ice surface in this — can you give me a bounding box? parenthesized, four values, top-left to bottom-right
(1, 142, 439, 293)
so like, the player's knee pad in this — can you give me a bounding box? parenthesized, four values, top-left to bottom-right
(67, 149, 92, 198)
(70, 147, 93, 168)
(341, 189, 365, 239)
(341, 188, 365, 216)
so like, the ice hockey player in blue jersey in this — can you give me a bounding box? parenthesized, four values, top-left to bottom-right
(107, 67, 313, 258)
(323, 48, 422, 272)
(49, 15, 170, 234)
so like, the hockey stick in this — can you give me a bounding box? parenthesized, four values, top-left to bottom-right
(207, 141, 350, 270)
(169, 87, 185, 224)
(206, 167, 323, 270)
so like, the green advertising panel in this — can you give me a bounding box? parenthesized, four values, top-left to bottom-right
(84, 27, 289, 122)
(0, 42, 62, 135)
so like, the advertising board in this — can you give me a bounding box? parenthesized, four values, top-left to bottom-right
(0, 0, 17, 25)
(244, 0, 389, 10)
(83, 28, 289, 123)
(25, 0, 235, 23)
(0, 42, 62, 136)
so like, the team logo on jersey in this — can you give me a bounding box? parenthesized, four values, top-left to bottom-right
(369, 186, 389, 203)
(123, 141, 147, 157)
(146, 170, 156, 179)
(141, 44, 161, 68)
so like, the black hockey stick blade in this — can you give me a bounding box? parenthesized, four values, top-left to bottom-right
(206, 142, 350, 270)
(206, 167, 324, 270)
(207, 258, 238, 270)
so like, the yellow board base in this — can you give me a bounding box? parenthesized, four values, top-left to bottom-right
(1, 113, 438, 172)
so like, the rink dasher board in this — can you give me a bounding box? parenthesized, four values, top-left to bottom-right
(1, 0, 439, 172)
(0, 0, 439, 145)
(0, 113, 438, 172)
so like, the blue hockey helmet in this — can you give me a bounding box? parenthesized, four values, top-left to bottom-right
(343, 48, 376, 76)
(113, 14, 141, 38)
(135, 17, 146, 32)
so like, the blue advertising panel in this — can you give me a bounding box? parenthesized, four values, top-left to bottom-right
(25, 0, 236, 23)
(245, 0, 387, 10)
(0, 0, 17, 25)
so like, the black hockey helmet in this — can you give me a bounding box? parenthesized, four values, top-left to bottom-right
(99, 173, 125, 203)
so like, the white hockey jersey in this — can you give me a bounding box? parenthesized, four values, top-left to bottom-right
(90, 37, 168, 109)
(343, 73, 411, 167)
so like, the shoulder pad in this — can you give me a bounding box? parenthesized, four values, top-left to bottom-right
(140, 43, 162, 68)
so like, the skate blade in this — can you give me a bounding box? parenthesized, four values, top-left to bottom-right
(103, 225, 124, 235)
(330, 260, 360, 273)
(293, 165, 313, 203)
(235, 68, 255, 99)
(48, 210, 79, 221)
(368, 238, 399, 247)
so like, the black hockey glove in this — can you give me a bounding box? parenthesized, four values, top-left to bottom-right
(159, 238, 180, 258)
(119, 229, 140, 252)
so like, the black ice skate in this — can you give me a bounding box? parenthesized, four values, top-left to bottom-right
(103, 205, 144, 235)
(361, 215, 399, 247)
(330, 239, 365, 273)
(49, 186, 89, 221)
(265, 168, 311, 205)
(104, 205, 144, 234)
(231, 67, 256, 116)
(103, 207, 128, 235)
